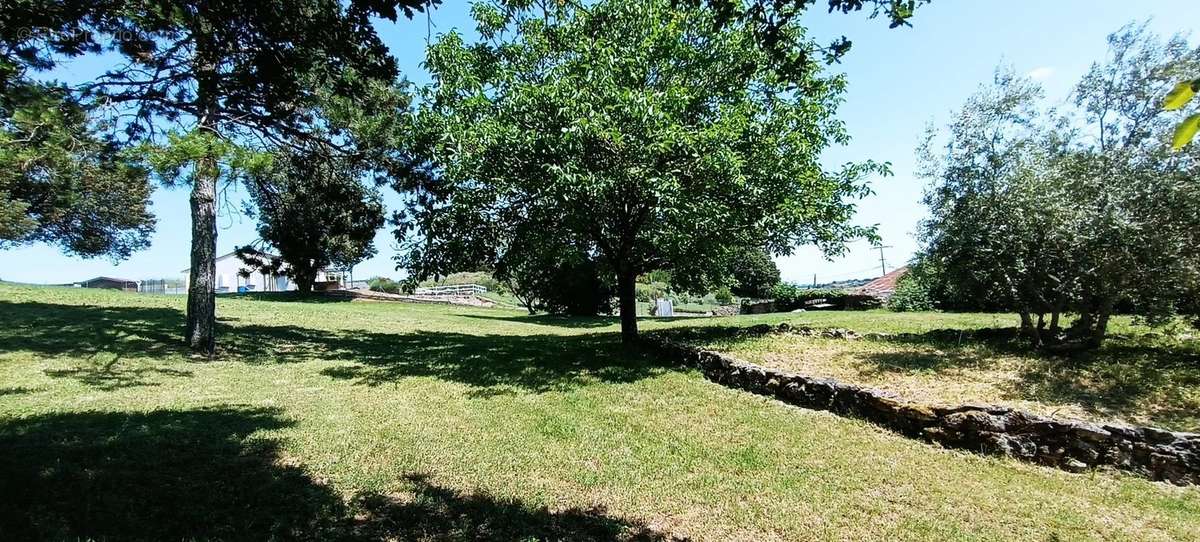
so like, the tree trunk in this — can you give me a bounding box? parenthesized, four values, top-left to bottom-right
(618, 269, 638, 344)
(1018, 311, 1041, 346)
(185, 39, 219, 356)
(1063, 295, 1114, 350)
(185, 151, 218, 355)
(295, 269, 316, 294)
(1086, 306, 1113, 349)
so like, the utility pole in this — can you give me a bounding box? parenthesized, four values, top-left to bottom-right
(874, 245, 893, 277)
(813, 273, 817, 288)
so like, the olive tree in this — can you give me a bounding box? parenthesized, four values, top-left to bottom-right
(395, 0, 883, 342)
(918, 23, 1200, 349)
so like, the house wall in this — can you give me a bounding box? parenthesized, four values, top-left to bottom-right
(184, 256, 288, 293)
(183, 254, 341, 293)
(215, 256, 295, 293)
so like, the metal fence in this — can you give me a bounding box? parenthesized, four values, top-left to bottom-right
(138, 279, 186, 295)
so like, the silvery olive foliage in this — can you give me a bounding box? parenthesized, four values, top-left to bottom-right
(918, 23, 1200, 348)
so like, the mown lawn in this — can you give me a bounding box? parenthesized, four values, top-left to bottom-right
(0, 284, 1197, 541)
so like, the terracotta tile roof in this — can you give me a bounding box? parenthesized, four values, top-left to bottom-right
(853, 266, 909, 298)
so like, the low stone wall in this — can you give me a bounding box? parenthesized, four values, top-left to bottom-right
(708, 305, 740, 317)
(643, 324, 1200, 485)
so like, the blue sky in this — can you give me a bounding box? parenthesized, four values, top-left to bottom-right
(3, 2, 1198, 285)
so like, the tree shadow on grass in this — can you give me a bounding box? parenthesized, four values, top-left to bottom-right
(0, 407, 674, 541)
(0, 407, 345, 540)
(0, 301, 184, 358)
(224, 291, 355, 303)
(311, 330, 666, 397)
(0, 300, 670, 396)
(351, 474, 679, 541)
(459, 312, 622, 328)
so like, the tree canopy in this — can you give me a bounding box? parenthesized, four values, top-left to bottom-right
(239, 148, 385, 294)
(917, 23, 1200, 348)
(396, 0, 885, 341)
(1, 81, 154, 259)
(728, 247, 782, 299)
(1, 0, 436, 354)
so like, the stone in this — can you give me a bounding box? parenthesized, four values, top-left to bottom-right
(942, 410, 1007, 433)
(1069, 422, 1112, 443)
(1142, 426, 1179, 445)
(1062, 458, 1090, 473)
(1102, 424, 1143, 440)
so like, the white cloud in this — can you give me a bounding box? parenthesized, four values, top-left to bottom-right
(1027, 66, 1055, 81)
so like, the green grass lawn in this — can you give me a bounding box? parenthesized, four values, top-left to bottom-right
(1, 284, 1198, 540)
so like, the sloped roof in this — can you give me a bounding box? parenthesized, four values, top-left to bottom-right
(853, 266, 909, 297)
(179, 248, 280, 273)
(79, 276, 138, 284)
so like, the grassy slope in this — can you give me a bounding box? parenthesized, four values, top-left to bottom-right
(696, 313, 1200, 432)
(0, 284, 1197, 540)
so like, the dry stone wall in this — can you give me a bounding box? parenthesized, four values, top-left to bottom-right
(643, 323, 1200, 485)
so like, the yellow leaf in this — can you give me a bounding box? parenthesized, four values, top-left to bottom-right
(1164, 80, 1197, 111)
(1172, 113, 1200, 150)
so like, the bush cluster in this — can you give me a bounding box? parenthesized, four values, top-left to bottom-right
(368, 276, 403, 294)
(770, 283, 881, 311)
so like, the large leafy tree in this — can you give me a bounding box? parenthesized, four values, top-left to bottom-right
(1, 0, 435, 354)
(396, 0, 884, 342)
(918, 24, 1200, 349)
(728, 247, 782, 299)
(239, 148, 385, 294)
(917, 69, 1079, 344)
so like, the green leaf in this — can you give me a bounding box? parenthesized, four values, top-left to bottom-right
(1163, 80, 1197, 111)
(1171, 113, 1200, 150)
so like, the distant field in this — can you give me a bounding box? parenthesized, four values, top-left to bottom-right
(1, 284, 1197, 540)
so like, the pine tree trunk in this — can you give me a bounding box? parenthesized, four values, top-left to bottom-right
(185, 151, 218, 355)
(618, 270, 638, 344)
(185, 41, 219, 356)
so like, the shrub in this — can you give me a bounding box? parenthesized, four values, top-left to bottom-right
(771, 283, 881, 311)
(635, 282, 666, 303)
(888, 266, 935, 312)
(368, 276, 402, 294)
(714, 287, 733, 305)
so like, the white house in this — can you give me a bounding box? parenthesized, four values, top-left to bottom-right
(181, 249, 353, 293)
(179, 250, 288, 293)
